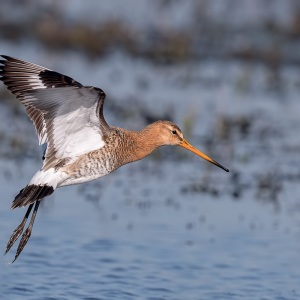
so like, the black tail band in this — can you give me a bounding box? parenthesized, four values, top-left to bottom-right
(12, 185, 54, 209)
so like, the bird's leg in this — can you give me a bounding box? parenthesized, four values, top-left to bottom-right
(5, 204, 34, 255)
(12, 201, 40, 262)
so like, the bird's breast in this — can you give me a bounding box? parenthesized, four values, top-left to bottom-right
(59, 130, 141, 187)
(60, 148, 118, 186)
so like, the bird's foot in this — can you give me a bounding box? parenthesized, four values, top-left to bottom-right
(5, 219, 27, 255)
(12, 225, 33, 263)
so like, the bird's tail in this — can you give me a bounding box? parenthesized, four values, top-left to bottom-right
(11, 168, 63, 209)
(11, 185, 54, 209)
(7, 168, 61, 261)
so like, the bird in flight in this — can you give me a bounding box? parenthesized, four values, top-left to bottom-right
(0, 55, 229, 262)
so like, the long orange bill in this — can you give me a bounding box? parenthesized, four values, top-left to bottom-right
(179, 139, 229, 172)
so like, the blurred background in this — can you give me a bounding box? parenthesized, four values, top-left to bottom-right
(1, 0, 300, 299)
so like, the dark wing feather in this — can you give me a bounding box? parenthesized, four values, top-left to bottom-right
(0, 55, 83, 144)
(0, 56, 108, 170)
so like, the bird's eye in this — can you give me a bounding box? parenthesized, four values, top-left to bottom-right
(171, 130, 177, 135)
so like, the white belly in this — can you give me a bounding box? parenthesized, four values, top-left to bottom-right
(59, 172, 106, 187)
(58, 155, 115, 187)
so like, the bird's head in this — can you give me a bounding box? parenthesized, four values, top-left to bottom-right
(151, 120, 229, 172)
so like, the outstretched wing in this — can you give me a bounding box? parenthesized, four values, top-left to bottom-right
(0, 55, 109, 170)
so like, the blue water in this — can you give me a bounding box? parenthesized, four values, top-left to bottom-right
(1, 7, 300, 295)
(1, 159, 300, 300)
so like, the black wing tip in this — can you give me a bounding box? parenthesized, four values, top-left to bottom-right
(0, 55, 84, 89)
(0, 55, 17, 63)
(0, 55, 105, 92)
(0, 55, 26, 72)
(0, 55, 8, 68)
(39, 69, 83, 88)
(0, 55, 43, 68)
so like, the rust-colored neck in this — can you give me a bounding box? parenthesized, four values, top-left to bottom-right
(121, 123, 166, 164)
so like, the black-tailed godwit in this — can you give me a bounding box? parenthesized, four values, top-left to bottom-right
(0, 55, 229, 262)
